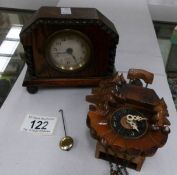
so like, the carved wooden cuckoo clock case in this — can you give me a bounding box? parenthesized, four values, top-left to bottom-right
(86, 69, 170, 171)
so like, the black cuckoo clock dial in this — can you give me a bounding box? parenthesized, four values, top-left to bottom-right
(111, 108, 148, 139)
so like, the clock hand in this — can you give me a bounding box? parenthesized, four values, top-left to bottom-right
(126, 120, 139, 132)
(126, 114, 147, 133)
(131, 122, 139, 132)
(126, 114, 135, 121)
(66, 48, 78, 64)
(71, 54, 78, 64)
(126, 114, 147, 122)
(135, 116, 147, 121)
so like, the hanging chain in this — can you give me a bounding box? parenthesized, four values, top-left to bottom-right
(109, 161, 129, 175)
(116, 164, 129, 175)
(104, 145, 129, 175)
(108, 150, 129, 175)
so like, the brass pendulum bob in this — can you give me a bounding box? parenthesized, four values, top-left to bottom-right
(59, 109, 74, 151)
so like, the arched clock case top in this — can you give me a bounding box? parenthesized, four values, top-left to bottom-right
(86, 69, 170, 171)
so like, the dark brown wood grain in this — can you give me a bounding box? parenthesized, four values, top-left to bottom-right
(23, 71, 105, 87)
(20, 7, 119, 92)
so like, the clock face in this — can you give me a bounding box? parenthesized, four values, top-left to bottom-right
(111, 108, 148, 139)
(45, 30, 92, 72)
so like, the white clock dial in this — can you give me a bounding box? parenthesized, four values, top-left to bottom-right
(46, 30, 91, 71)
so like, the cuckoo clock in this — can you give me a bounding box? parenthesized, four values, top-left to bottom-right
(86, 69, 170, 172)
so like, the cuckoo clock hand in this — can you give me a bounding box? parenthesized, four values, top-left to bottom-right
(134, 116, 147, 121)
(126, 120, 139, 132)
(126, 114, 147, 122)
(131, 121, 139, 132)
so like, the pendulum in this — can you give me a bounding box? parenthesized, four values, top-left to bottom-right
(59, 109, 74, 151)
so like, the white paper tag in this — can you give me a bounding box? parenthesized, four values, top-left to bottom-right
(61, 7, 72, 15)
(20, 114, 58, 135)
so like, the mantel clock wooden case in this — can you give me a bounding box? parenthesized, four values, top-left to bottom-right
(20, 6, 119, 93)
(86, 69, 170, 172)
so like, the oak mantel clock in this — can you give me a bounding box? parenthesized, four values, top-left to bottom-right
(20, 6, 119, 93)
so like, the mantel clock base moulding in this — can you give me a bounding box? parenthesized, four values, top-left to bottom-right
(20, 6, 119, 93)
(86, 69, 170, 172)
